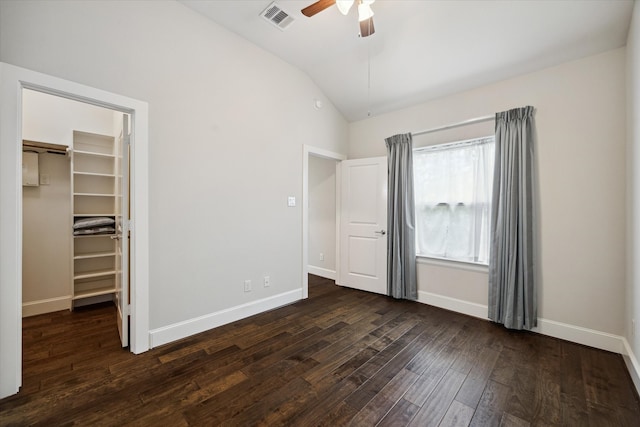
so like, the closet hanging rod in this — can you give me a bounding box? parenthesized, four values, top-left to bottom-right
(411, 115, 494, 137)
(22, 139, 69, 155)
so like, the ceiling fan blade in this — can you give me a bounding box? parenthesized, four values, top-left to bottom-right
(301, 0, 336, 17)
(359, 16, 375, 37)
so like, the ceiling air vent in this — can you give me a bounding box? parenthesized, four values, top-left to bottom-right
(260, 2, 295, 31)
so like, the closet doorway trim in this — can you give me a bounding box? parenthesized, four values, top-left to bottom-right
(0, 62, 150, 399)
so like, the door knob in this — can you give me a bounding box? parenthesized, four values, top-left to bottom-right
(374, 230, 386, 235)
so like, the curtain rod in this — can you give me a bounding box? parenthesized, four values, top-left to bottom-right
(411, 115, 494, 137)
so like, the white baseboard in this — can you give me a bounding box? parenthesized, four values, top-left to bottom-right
(417, 290, 488, 320)
(148, 288, 302, 349)
(417, 290, 626, 355)
(622, 338, 640, 396)
(22, 296, 71, 317)
(531, 318, 623, 354)
(307, 266, 336, 280)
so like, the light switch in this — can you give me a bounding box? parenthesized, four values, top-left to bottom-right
(287, 196, 296, 207)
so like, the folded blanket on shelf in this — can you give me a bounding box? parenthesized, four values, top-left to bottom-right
(73, 216, 115, 229)
(73, 226, 116, 236)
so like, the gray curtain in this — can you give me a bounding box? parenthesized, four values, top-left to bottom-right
(488, 106, 537, 330)
(385, 133, 417, 300)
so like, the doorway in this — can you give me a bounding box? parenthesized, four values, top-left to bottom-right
(302, 145, 346, 298)
(0, 62, 150, 399)
(308, 155, 338, 279)
(22, 88, 129, 345)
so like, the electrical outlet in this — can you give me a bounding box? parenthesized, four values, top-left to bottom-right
(244, 280, 252, 292)
(264, 276, 270, 287)
(319, 253, 324, 261)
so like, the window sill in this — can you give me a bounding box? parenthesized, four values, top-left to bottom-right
(416, 256, 489, 273)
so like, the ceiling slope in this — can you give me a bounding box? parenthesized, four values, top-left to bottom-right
(180, 0, 634, 122)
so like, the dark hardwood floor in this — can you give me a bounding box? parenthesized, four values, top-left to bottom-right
(2, 275, 639, 426)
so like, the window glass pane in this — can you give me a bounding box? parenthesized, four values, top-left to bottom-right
(413, 137, 494, 264)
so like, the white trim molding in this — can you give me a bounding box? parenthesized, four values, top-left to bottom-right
(149, 288, 303, 349)
(531, 318, 624, 354)
(22, 296, 71, 318)
(417, 291, 488, 320)
(307, 266, 336, 280)
(622, 339, 640, 395)
(302, 145, 346, 300)
(416, 256, 489, 273)
(417, 290, 628, 355)
(0, 62, 150, 399)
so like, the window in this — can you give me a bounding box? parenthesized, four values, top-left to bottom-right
(413, 136, 495, 264)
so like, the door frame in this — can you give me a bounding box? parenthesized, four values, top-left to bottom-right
(302, 145, 346, 298)
(0, 62, 150, 399)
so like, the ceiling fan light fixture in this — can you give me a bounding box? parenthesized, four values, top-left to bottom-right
(358, 2, 374, 22)
(336, 0, 354, 15)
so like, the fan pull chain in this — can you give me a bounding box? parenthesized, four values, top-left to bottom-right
(367, 35, 371, 117)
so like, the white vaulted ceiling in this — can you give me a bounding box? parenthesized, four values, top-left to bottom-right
(180, 0, 634, 122)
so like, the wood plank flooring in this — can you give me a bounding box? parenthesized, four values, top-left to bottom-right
(2, 275, 639, 426)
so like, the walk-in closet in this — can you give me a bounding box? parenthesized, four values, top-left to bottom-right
(22, 89, 128, 338)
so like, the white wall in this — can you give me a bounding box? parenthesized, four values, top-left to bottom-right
(0, 1, 348, 331)
(350, 49, 627, 339)
(21, 90, 118, 316)
(22, 153, 71, 313)
(626, 0, 640, 391)
(308, 155, 337, 277)
(23, 89, 116, 144)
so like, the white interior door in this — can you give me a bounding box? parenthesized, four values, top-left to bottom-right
(114, 114, 129, 347)
(339, 157, 388, 295)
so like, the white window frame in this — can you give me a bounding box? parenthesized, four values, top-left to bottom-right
(413, 135, 495, 267)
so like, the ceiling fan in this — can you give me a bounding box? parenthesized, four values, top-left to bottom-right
(301, 0, 376, 37)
